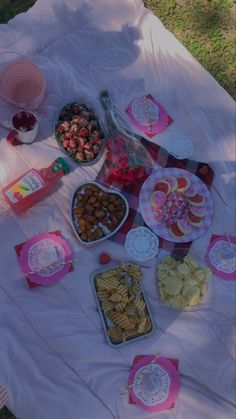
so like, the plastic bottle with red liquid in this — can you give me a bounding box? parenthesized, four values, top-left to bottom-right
(2, 157, 70, 213)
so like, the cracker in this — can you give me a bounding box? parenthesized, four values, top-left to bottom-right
(134, 296, 146, 311)
(107, 326, 124, 343)
(109, 312, 131, 330)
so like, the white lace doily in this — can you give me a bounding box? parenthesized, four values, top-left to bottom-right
(132, 364, 171, 407)
(209, 240, 236, 274)
(125, 227, 159, 261)
(131, 97, 160, 126)
(165, 131, 193, 159)
(28, 238, 65, 277)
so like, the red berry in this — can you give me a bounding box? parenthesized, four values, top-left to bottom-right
(77, 128, 88, 137)
(69, 139, 77, 148)
(99, 253, 111, 264)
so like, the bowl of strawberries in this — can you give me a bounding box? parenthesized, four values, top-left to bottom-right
(54, 101, 105, 166)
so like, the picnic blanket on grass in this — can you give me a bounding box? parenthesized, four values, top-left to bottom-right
(0, 1, 235, 418)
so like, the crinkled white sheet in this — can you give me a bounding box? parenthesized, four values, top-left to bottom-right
(0, 1, 235, 418)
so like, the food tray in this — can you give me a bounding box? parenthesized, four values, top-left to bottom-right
(91, 263, 155, 347)
(139, 167, 214, 243)
(71, 181, 129, 245)
(156, 249, 214, 312)
(54, 100, 106, 166)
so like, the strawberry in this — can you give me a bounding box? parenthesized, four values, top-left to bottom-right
(62, 139, 70, 149)
(78, 128, 89, 137)
(69, 139, 77, 148)
(99, 253, 111, 264)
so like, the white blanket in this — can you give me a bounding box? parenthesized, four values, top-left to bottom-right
(0, 1, 235, 418)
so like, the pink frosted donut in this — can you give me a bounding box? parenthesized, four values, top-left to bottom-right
(184, 184, 198, 197)
(162, 176, 178, 192)
(150, 191, 166, 209)
(177, 218, 192, 234)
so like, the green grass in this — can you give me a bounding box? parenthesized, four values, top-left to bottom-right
(0, 1, 234, 418)
(0, 408, 16, 419)
(0, 0, 35, 23)
(145, 0, 236, 99)
(1, 0, 234, 97)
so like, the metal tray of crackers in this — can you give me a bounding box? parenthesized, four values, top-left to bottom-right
(91, 262, 155, 347)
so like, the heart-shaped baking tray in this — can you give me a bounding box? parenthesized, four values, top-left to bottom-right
(71, 181, 129, 244)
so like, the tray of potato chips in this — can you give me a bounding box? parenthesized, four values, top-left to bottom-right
(91, 263, 155, 347)
(156, 250, 213, 311)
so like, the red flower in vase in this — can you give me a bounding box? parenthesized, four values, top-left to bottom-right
(106, 139, 123, 154)
(116, 135, 126, 146)
(105, 135, 148, 186)
(118, 158, 129, 169)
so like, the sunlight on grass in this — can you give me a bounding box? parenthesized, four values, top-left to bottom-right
(0, 407, 16, 419)
(0, 0, 36, 23)
(145, 0, 236, 99)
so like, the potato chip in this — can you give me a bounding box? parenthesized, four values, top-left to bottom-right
(163, 256, 175, 265)
(193, 269, 205, 282)
(177, 263, 191, 276)
(163, 276, 183, 296)
(184, 255, 199, 269)
(119, 262, 129, 272)
(101, 301, 115, 312)
(199, 282, 207, 297)
(202, 267, 211, 281)
(158, 263, 170, 271)
(157, 254, 211, 309)
(159, 286, 167, 300)
(167, 295, 185, 309)
(185, 278, 198, 287)
(134, 296, 146, 311)
(109, 292, 123, 303)
(115, 302, 127, 312)
(126, 305, 137, 316)
(107, 326, 124, 343)
(158, 271, 168, 282)
(182, 286, 201, 306)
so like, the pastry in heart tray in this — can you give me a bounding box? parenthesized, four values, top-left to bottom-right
(139, 168, 213, 243)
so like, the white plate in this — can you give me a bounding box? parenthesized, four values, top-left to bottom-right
(139, 168, 213, 243)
